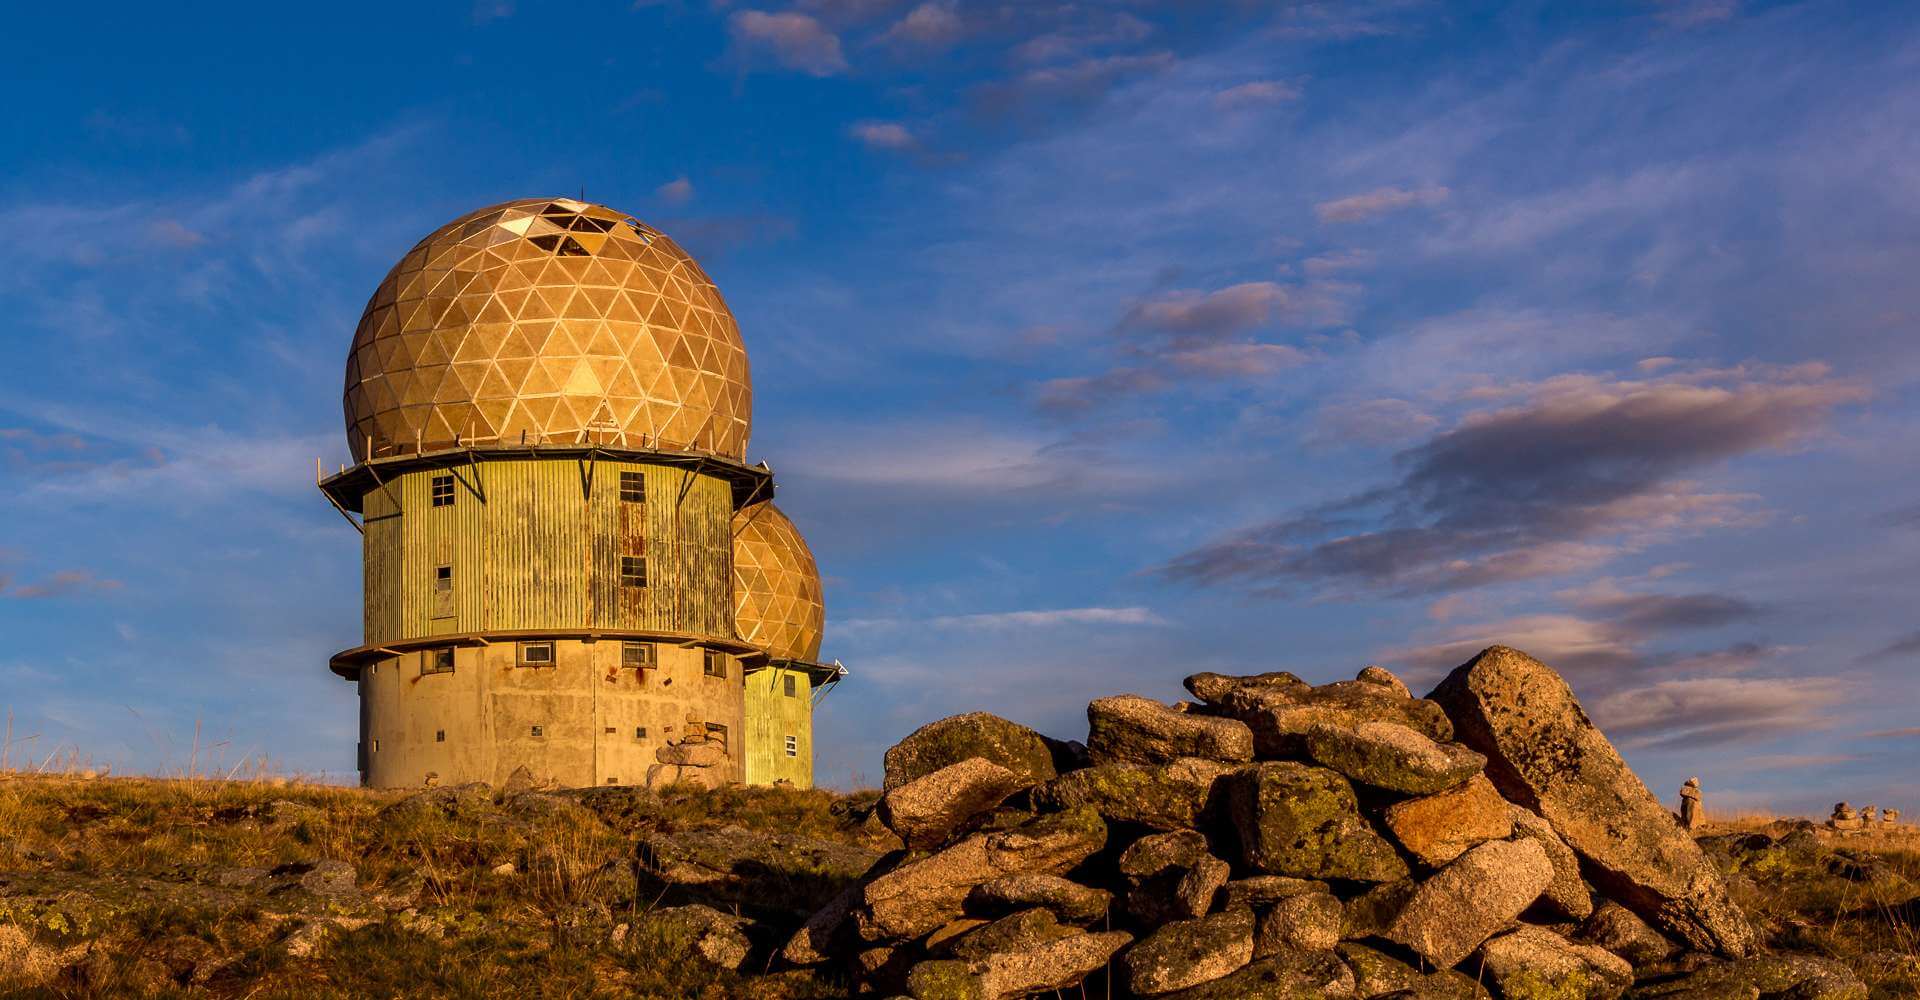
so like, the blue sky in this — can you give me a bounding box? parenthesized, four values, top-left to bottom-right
(3, 0, 1917, 812)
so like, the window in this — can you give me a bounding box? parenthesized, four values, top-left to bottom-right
(633, 726, 647, 741)
(605, 726, 616, 735)
(371, 739, 381, 753)
(435, 729, 446, 743)
(606, 777, 618, 785)
(530, 725, 545, 738)
(423, 647, 454, 675)
(703, 650, 727, 678)
(430, 474, 455, 507)
(517, 641, 555, 667)
(783, 674, 797, 697)
(621, 556, 647, 588)
(619, 471, 645, 503)
(432, 566, 454, 619)
(621, 641, 655, 669)
(784, 735, 798, 758)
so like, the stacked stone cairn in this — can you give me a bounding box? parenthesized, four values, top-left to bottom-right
(646, 717, 728, 790)
(781, 646, 1869, 1000)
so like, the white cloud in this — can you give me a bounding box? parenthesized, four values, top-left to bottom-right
(729, 10, 849, 76)
(1315, 185, 1449, 223)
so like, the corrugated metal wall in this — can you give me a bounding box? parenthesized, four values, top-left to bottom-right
(743, 666, 814, 787)
(360, 459, 735, 645)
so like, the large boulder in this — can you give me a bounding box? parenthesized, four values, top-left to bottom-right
(1253, 890, 1343, 953)
(1088, 695, 1255, 765)
(1160, 948, 1359, 1000)
(1124, 907, 1257, 996)
(1508, 804, 1596, 921)
(1031, 758, 1233, 831)
(1303, 721, 1485, 795)
(1340, 942, 1490, 1000)
(1429, 646, 1757, 957)
(1341, 878, 1418, 940)
(907, 929, 1133, 1000)
(966, 873, 1111, 925)
(1475, 925, 1632, 1000)
(1220, 875, 1331, 911)
(884, 713, 1059, 792)
(1578, 901, 1677, 966)
(859, 807, 1107, 941)
(1119, 830, 1223, 925)
(944, 908, 1075, 961)
(879, 757, 1027, 850)
(1631, 955, 1867, 1000)
(1226, 762, 1410, 882)
(1382, 774, 1513, 867)
(1187, 671, 1453, 757)
(1385, 838, 1555, 968)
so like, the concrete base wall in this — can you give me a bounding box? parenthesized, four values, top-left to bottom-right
(358, 638, 745, 789)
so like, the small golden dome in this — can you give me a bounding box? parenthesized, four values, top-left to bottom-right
(343, 198, 752, 462)
(733, 501, 825, 662)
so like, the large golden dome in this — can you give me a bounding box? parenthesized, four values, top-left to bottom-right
(733, 501, 825, 662)
(343, 197, 752, 462)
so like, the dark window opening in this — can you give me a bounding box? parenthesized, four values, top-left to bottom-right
(430, 474, 455, 507)
(530, 725, 545, 738)
(436, 730, 446, 743)
(621, 556, 647, 588)
(785, 735, 798, 758)
(703, 650, 726, 678)
(371, 739, 381, 753)
(424, 647, 455, 675)
(633, 726, 647, 741)
(621, 641, 654, 669)
(606, 777, 618, 785)
(783, 674, 797, 697)
(605, 726, 616, 735)
(619, 470, 645, 503)
(517, 641, 555, 667)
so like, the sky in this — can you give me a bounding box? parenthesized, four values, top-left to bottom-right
(2, 0, 1917, 813)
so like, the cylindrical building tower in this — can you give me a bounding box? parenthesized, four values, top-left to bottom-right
(733, 501, 842, 787)
(320, 198, 780, 789)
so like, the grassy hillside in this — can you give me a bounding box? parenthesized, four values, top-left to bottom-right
(1, 775, 1916, 998)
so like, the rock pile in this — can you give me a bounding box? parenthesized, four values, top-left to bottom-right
(646, 722, 729, 790)
(782, 645, 1869, 1000)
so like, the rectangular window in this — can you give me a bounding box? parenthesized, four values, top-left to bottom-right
(530, 725, 545, 738)
(606, 777, 618, 785)
(430, 474, 455, 507)
(783, 674, 797, 697)
(423, 647, 454, 675)
(621, 641, 655, 669)
(633, 726, 647, 741)
(703, 650, 727, 678)
(705, 722, 728, 752)
(517, 641, 555, 667)
(784, 735, 798, 758)
(620, 555, 647, 588)
(435, 729, 446, 743)
(371, 738, 381, 753)
(432, 566, 454, 619)
(619, 470, 645, 503)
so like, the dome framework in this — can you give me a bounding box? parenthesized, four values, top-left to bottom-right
(343, 197, 752, 462)
(732, 501, 826, 663)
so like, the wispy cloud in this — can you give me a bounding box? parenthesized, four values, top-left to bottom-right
(849, 120, 917, 151)
(1213, 80, 1300, 111)
(840, 605, 1168, 635)
(1316, 185, 1450, 224)
(2, 568, 123, 600)
(729, 10, 849, 76)
(654, 175, 695, 204)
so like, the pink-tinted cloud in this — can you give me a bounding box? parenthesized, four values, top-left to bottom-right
(1213, 80, 1301, 111)
(1316, 185, 1450, 223)
(849, 121, 916, 151)
(729, 10, 849, 76)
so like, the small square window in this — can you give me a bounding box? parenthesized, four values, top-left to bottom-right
(620, 556, 647, 588)
(621, 641, 655, 669)
(424, 647, 454, 675)
(435, 729, 446, 743)
(784, 735, 798, 758)
(633, 726, 647, 741)
(783, 674, 797, 697)
(430, 474, 455, 507)
(606, 777, 618, 785)
(604, 726, 616, 735)
(435, 565, 452, 587)
(517, 641, 555, 667)
(530, 725, 545, 738)
(704, 650, 727, 678)
(619, 470, 645, 503)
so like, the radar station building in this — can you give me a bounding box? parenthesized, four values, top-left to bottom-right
(318, 198, 842, 790)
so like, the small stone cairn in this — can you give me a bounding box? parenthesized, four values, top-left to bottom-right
(646, 716, 729, 790)
(1677, 778, 1703, 831)
(782, 646, 1868, 1000)
(1827, 802, 1906, 835)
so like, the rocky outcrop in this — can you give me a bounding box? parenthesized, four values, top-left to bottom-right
(878, 757, 1025, 850)
(1430, 646, 1757, 957)
(884, 713, 1058, 791)
(637, 904, 751, 969)
(1087, 695, 1255, 765)
(790, 648, 1781, 998)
